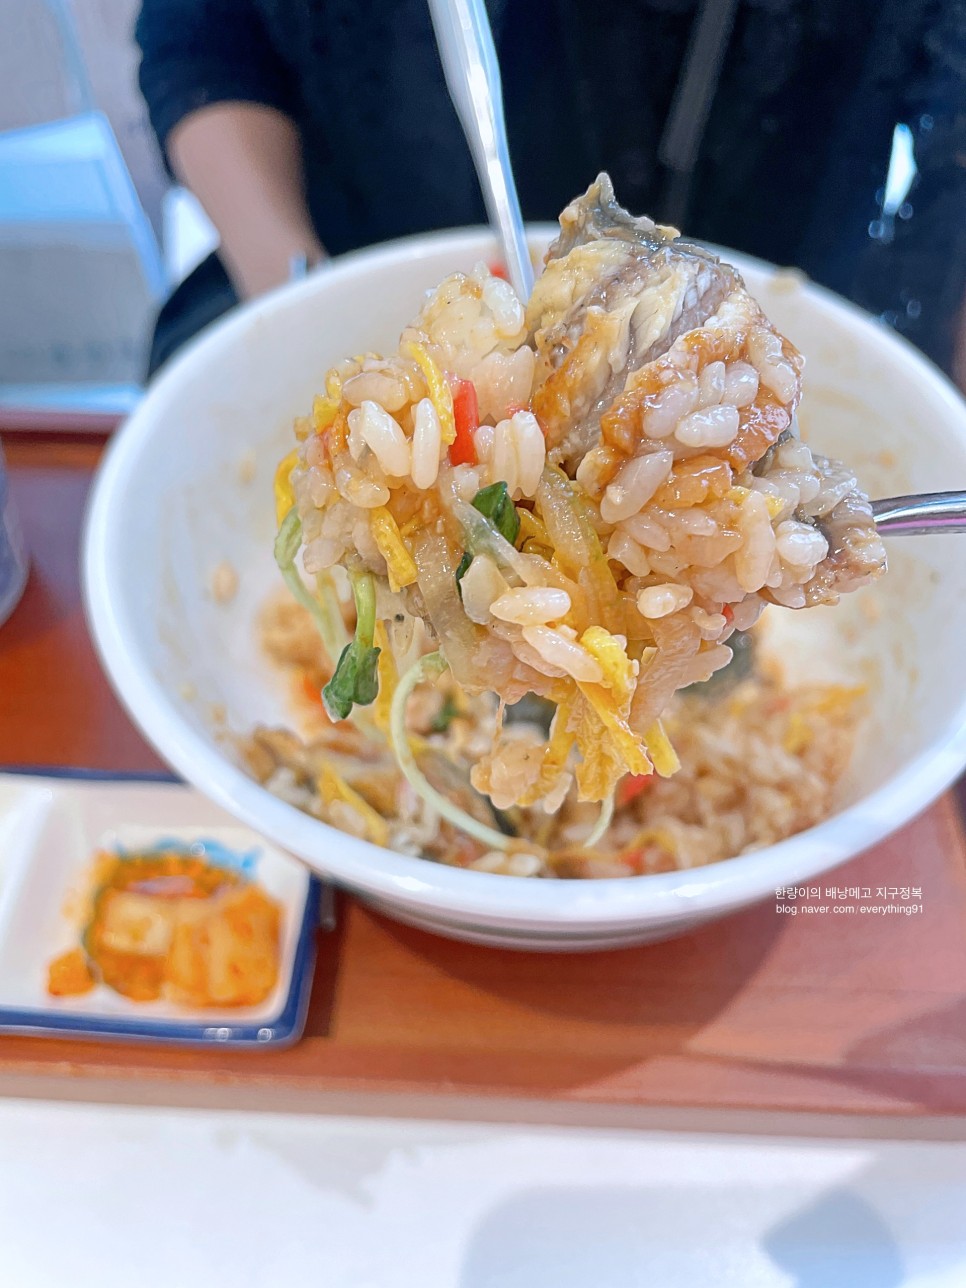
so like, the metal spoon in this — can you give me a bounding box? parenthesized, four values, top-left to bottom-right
(871, 492, 966, 536)
(427, 0, 534, 301)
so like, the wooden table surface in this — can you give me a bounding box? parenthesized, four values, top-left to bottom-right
(3, 430, 966, 1124)
(0, 433, 165, 774)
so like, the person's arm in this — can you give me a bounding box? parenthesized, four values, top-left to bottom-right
(167, 103, 324, 298)
(136, 0, 324, 298)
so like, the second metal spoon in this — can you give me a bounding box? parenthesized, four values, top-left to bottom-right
(871, 492, 966, 536)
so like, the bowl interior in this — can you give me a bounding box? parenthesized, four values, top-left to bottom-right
(84, 230, 966, 931)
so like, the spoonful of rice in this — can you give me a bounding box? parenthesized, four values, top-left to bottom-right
(272, 175, 902, 855)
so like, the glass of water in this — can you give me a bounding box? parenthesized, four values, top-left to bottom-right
(0, 441, 28, 626)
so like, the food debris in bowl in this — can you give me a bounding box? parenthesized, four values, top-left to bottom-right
(47, 848, 282, 1006)
(252, 174, 885, 876)
(241, 596, 865, 878)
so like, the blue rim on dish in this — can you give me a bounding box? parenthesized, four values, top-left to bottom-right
(0, 768, 324, 1048)
(0, 765, 183, 783)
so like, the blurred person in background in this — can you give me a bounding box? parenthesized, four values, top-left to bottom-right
(136, 0, 966, 384)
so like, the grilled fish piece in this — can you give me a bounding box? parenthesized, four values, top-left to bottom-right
(526, 173, 739, 466)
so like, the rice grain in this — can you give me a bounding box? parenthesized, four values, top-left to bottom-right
(411, 398, 442, 489)
(637, 583, 694, 618)
(490, 587, 572, 625)
(600, 450, 673, 523)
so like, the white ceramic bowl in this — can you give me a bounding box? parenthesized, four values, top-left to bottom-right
(84, 229, 966, 950)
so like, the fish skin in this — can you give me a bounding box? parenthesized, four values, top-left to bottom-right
(527, 177, 884, 613)
(527, 174, 738, 466)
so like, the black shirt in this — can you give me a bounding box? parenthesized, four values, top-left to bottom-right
(136, 0, 966, 372)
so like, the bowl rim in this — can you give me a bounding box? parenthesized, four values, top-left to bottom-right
(83, 226, 966, 929)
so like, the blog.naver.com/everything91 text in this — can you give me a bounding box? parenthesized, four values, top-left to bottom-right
(775, 885, 923, 916)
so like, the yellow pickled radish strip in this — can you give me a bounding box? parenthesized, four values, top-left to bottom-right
(403, 340, 455, 444)
(515, 507, 551, 550)
(783, 711, 811, 754)
(370, 507, 418, 592)
(539, 466, 620, 625)
(274, 447, 301, 526)
(783, 685, 864, 753)
(372, 620, 398, 734)
(579, 626, 634, 702)
(643, 719, 680, 777)
(631, 825, 679, 857)
(518, 698, 576, 807)
(312, 371, 344, 434)
(317, 765, 390, 847)
(543, 705, 576, 774)
(312, 396, 339, 433)
(573, 710, 627, 801)
(576, 683, 652, 779)
(807, 683, 867, 713)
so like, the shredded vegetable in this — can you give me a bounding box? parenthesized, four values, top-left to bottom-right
(403, 340, 455, 444)
(643, 719, 681, 777)
(318, 765, 390, 847)
(456, 481, 521, 587)
(389, 652, 519, 853)
(370, 507, 418, 592)
(274, 450, 300, 526)
(372, 620, 399, 734)
(585, 792, 615, 848)
(322, 572, 381, 721)
(312, 370, 343, 433)
(274, 509, 339, 655)
(431, 693, 461, 733)
(515, 508, 551, 551)
(314, 571, 351, 666)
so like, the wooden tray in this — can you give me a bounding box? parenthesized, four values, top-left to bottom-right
(2, 431, 966, 1121)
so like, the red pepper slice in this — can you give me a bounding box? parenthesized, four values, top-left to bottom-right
(301, 672, 325, 711)
(449, 379, 479, 466)
(722, 604, 735, 624)
(488, 260, 509, 281)
(620, 848, 646, 874)
(617, 774, 653, 808)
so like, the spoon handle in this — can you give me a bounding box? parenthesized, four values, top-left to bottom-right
(871, 492, 966, 535)
(427, 0, 534, 301)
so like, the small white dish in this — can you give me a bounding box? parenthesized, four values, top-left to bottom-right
(0, 772, 322, 1046)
